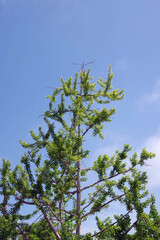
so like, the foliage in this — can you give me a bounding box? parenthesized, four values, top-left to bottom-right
(0, 215, 17, 240)
(0, 66, 159, 239)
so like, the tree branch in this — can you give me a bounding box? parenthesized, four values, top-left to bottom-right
(81, 193, 125, 219)
(124, 219, 138, 235)
(17, 225, 29, 240)
(12, 192, 36, 206)
(40, 205, 61, 240)
(82, 186, 104, 211)
(82, 114, 107, 137)
(47, 202, 62, 223)
(91, 210, 131, 238)
(53, 205, 74, 217)
(73, 164, 138, 194)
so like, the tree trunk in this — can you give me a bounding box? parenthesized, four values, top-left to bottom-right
(76, 76, 82, 235)
(76, 157, 81, 235)
(41, 207, 61, 240)
(3, 190, 7, 217)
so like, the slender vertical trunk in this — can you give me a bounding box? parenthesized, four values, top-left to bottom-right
(76, 68, 83, 235)
(76, 125, 81, 235)
(3, 188, 7, 217)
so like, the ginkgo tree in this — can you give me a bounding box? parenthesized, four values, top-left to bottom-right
(1, 66, 159, 240)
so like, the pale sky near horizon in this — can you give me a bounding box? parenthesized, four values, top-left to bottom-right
(1, 0, 160, 233)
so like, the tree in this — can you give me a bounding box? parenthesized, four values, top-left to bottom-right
(1, 66, 159, 239)
(0, 159, 38, 240)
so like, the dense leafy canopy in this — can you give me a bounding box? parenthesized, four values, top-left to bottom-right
(0, 66, 159, 239)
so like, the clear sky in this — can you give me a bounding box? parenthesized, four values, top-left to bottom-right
(1, 0, 160, 232)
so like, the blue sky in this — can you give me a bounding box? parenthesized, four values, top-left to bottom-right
(1, 0, 160, 233)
